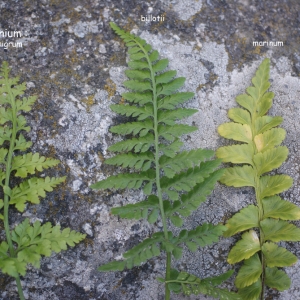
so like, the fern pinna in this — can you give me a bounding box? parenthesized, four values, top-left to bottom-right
(91, 23, 240, 300)
(0, 62, 86, 300)
(216, 58, 300, 300)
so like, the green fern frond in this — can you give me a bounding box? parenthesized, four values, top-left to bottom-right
(91, 23, 236, 299)
(0, 61, 86, 298)
(217, 58, 299, 298)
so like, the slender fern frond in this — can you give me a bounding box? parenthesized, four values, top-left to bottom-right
(91, 23, 239, 300)
(0, 61, 86, 300)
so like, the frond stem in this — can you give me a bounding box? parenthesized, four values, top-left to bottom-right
(135, 38, 171, 299)
(251, 108, 265, 300)
(3, 72, 25, 300)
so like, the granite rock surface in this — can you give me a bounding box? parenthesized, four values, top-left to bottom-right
(0, 0, 299, 299)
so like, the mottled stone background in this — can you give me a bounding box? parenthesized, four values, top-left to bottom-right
(0, 0, 299, 299)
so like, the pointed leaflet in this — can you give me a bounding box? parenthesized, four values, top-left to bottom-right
(262, 196, 300, 220)
(159, 139, 183, 158)
(166, 270, 240, 299)
(166, 169, 224, 218)
(155, 70, 177, 84)
(110, 195, 160, 220)
(124, 69, 151, 80)
(108, 133, 154, 153)
(161, 160, 221, 192)
(216, 144, 254, 165)
(220, 165, 255, 187)
(177, 223, 226, 252)
(105, 152, 154, 171)
(90, 170, 155, 190)
(159, 148, 214, 178)
(158, 124, 197, 141)
(262, 242, 297, 267)
(259, 174, 293, 198)
(152, 58, 169, 72)
(157, 108, 197, 126)
(158, 92, 195, 110)
(228, 230, 261, 264)
(261, 218, 300, 242)
(99, 232, 165, 271)
(218, 123, 252, 143)
(253, 146, 288, 176)
(0, 126, 12, 145)
(11, 153, 60, 178)
(224, 205, 259, 237)
(156, 77, 186, 96)
(265, 267, 291, 291)
(255, 116, 283, 134)
(123, 80, 152, 92)
(110, 120, 153, 136)
(235, 254, 262, 288)
(122, 91, 153, 105)
(10, 176, 66, 212)
(110, 104, 153, 121)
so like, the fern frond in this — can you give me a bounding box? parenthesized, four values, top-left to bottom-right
(0, 61, 86, 297)
(92, 23, 236, 299)
(217, 58, 299, 298)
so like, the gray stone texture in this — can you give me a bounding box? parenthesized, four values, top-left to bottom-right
(0, 0, 299, 299)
